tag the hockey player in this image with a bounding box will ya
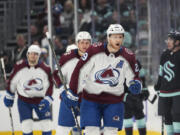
[53,31,92,135]
[4,45,53,135]
[61,24,142,135]
[123,60,149,135]
[154,31,180,135]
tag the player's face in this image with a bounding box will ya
[108,34,124,51]
[167,37,174,50]
[27,52,39,66]
[78,39,91,56]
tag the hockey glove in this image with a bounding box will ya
[4,91,15,107]
[128,80,142,95]
[140,89,150,100]
[39,96,53,113]
[60,89,79,109]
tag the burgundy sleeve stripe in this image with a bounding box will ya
[40,63,53,96]
[7,60,27,91]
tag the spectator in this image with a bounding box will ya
[123,31,133,48]
[54,36,66,58]
[30,24,42,44]
[59,0,74,36]
[12,34,28,64]
[95,0,113,36]
[78,9,92,32]
[40,47,49,65]
[41,25,49,48]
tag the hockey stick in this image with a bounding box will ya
[161,116,164,135]
[0,58,15,135]
[148,94,157,104]
[45,32,81,133]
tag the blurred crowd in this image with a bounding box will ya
[0,0,148,76]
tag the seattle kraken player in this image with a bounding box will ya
[154,31,180,135]
[4,45,53,135]
[123,60,149,135]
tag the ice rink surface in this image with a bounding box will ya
[0,85,164,134]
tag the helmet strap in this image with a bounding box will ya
[170,40,180,54]
[27,53,39,67]
[107,43,119,53]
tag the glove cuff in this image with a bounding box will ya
[44,96,53,105]
[67,90,79,101]
[59,84,69,95]
[130,80,142,89]
[6,91,15,100]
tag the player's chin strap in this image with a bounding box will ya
[170,41,180,54]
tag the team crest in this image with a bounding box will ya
[23,78,43,91]
[81,52,88,61]
[95,65,120,87]
[163,61,175,82]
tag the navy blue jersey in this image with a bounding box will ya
[155,49,180,97]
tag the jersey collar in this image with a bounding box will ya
[104,43,123,57]
[25,59,42,69]
[74,49,82,59]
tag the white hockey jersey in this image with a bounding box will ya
[70,42,141,104]
[53,49,81,93]
[7,59,53,104]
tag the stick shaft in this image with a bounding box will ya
[1,58,14,135]
[46,35,81,132]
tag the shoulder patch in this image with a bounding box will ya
[124,48,134,55]
[16,59,24,65]
[81,52,88,61]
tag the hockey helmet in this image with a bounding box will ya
[27,45,41,55]
[75,31,92,43]
[175,31,180,41]
[107,24,125,37]
[168,30,180,41]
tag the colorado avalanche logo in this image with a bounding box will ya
[23,78,43,91]
[95,65,120,87]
